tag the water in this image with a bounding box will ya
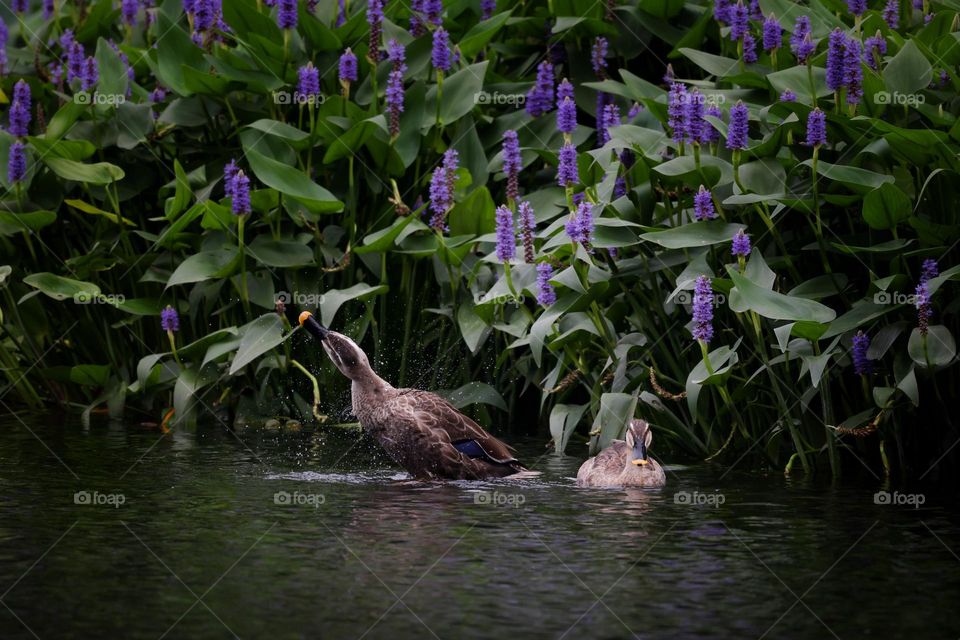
[1,416,958,639]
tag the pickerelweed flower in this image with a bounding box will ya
[9,80,30,137]
[66,41,86,84]
[432,28,451,72]
[410,0,426,36]
[847,0,866,17]
[224,159,239,198]
[791,17,814,64]
[12,0,27,12]
[194,0,215,35]
[882,0,899,28]
[915,282,931,336]
[518,200,536,262]
[668,83,687,143]
[864,32,887,71]
[367,0,384,62]
[566,200,594,245]
[525,61,555,117]
[81,56,99,91]
[628,102,643,119]
[429,167,452,229]
[0,19,8,74]
[502,130,521,201]
[231,170,251,215]
[742,33,758,63]
[693,185,716,220]
[702,105,722,143]
[42,0,54,20]
[852,331,872,375]
[557,142,578,187]
[729,0,749,41]
[920,258,939,284]
[684,89,704,143]
[7,141,26,183]
[714,0,732,24]
[424,0,443,25]
[806,108,826,146]
[161,306,180,332]
[386,40,407,136]
[780,88,797,102]
[298,62,320,101]
[748,0,762,19]
[591,37,608,78]
[763,13,782,51]
[49,63,64,85]
[495,205,516,262]
[277,0,298,30]
[613,177,627,199]
[692,275,714,344]
[726,101,749,150]
[731,229,751,257]
[557,97,577,134]
[481,0,495,20]
[557,78,574,102]
[339,48,358,83]
[599,102,620,145]
[442,149,459,187]
[536,263,557,306]
[122,0,139,26]
[844,36,864,105]
[826,28,846,92]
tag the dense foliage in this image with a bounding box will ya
[1,0,958,480]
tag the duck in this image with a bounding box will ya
[299,311,528,480]
[576,419,666,488]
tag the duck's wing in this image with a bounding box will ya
[396,389,519,464]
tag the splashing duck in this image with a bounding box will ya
[299,312,527,480]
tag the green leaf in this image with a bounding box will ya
[318,283,389,327]
[641,221,745,249]
[727,266,836,323]
[247,237,315,268]
[801,159,894,190]
[549,403,589,454]
[95,38,128,102]
[457,298,489,353]
[229,315,286,375]
[23,273,100,301]
[0,211,57,235]
[883,40,933,95]
[166,248,239,287]
[243,145,343,214]
[591,392,638,454]
[458,11,512,58]
[65,199,135,226]
[246,119,311,150]
[44,157,125,185]
[437,382,506,410]
[355,215,419,255]
[908,326,956,368]
[862,182,911,230]
[448,185,495,237]
[427,61,489,126]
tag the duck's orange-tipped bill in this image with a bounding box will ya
[632,459,650,466]
[298,311,313,326]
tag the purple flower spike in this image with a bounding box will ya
[693,185,716,221]
[7,141,26,183]
[920,258,939,284]
[702,105,722,143]
[915,282,931,336]
[557,78,574,102]
[42,0,54,19]
[432,27,451,72]
[864,33,887,71]
[518,200,536,263]
[298,62,320,99]
[742,33,758,63]
[122,0,139,26]
[278,0,298,30]
[805,108,826,146]
[231,170,251,215]
[852,331,872,375]
[8,80,31,137]
[386,70,405,136]
[729,0,749,41]
[424,0,443,25]
[81,56,99,91]
[844,36,864,105]
[558,97,577,134]
[525,61,555,116]
[692,275,714,344]
[161,306,180,332]
[536,263,557,306]
[847,0,866,17]
[668,83,687,143]
[339,48,358,83]
[763,13,782,51]
[566,200,594,245]
[714,0,732,24]
[731,229,751,257]
[481,0,495,20]
[883,0,899,29]
[367,0,384,62]
[495,205,516,262]
[826,29,846,91]
[791,16,814,63]
[224,159,239,198]
[628,102,643,119]
[726,101,749,150]
[557,143,579,187]
[780,88,797,102]
[599,102,620,145]
[684,89,704,143]
[591,37,608,78]
[502,130,521,201]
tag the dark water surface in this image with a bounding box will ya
[1,416,958,639]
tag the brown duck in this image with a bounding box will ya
[299,312,527,480]
[576,419,666,488]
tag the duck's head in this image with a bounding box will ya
[298,311,370,380]
[624,419,654,467]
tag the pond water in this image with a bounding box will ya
[1,416,958,639]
